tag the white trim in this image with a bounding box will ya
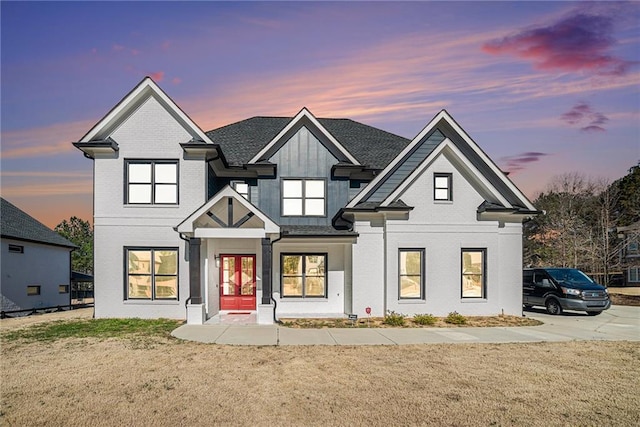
[80,77,213,144]
[382,138,512,208]
[248,107,360,165]
[176,185,280,234]
[347,110,448,207]
[195,229,267,238]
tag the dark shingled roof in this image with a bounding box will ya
[205,116,410,169]
[1,198,76,248]
[280,225,358,237]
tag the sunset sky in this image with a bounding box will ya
[1,1,639,228]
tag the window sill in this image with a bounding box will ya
[124,299,180,305]
[279,298,329,302]
[434,200,453,204]
[397,299,426,304]
[124,205,180,208]
[460,298,487,303]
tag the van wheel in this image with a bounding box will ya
[545,298,563,315]
[587,311,602,316]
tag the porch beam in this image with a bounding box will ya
[206,211,228,228]
[261,238,272,305]
[233,212,255,228]
[189,238,202,304]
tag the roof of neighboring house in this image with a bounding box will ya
[205,116,410,169]
[0,198,76,248]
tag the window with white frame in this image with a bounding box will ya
[281,253,327,297]
[126,248,178,300]
[434,173,452,201]
[233,182,250,200]
[126,160,178,204]
[282,179,325,216]
[462,249,486,298]
[629,267,639,283]
[399,249,424,299]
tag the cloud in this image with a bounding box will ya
[500,152,550,174]
[0,120,94,159]
[560,102,609,132]
[149,71,165,81]
[482,11,636,76]
[172,77,182,85]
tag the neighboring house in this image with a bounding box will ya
[1,198,76,313]
[617,221,640,286]
[73,77,538,324]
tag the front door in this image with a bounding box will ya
[220,255,256,310]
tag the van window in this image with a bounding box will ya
[523,271,533,285]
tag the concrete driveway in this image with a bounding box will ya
[172,305,639,345]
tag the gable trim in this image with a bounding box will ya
[381,138,512,208]
[176,186,280,234]
[248,108,360,165]
[79,77,213,145]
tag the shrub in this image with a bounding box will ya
[444,311,467,325]
[413,313,437,325]
[383,310,406,326]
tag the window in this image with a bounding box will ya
[281,253,326,297]
[27,285,40,296]
[461,249,486,298]
[8,244,24,253]
[59,285,69,294]
[629,267,639,283]
[282,179,325,216]
[126,248,178,300]
[399,249,424,299]
[126,160,178,204]
[434,173,452,201]
[233,182,250,200]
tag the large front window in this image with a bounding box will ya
[399,249,424,299]
[282,179,325,216]
[281,253,326,297]
[127,248,178,300]
[126,160,178,204]
[461,249,486,298]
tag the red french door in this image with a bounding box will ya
[220,255,256,310]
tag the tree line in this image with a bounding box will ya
[524,163,639,283]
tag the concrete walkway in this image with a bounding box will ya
[171,305,639,345]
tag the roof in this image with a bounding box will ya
[1,198,76,248]
[205,116,410,169]
[280,225,358,237]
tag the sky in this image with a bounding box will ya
[1,1,639,228]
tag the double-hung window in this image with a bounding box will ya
[434,173,452,201]
[233,182,250,200]
[126,248,178,300]
[282,179,325,216]
[461,249,486,298]
[126,160,178,204]
[399,249,424,299]
[281,254,327,297]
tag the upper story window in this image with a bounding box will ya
[434,173,452,201]
[126,160,178,205]
[282,179,325,216]
[233,182,250,200]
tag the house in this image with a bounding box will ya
[1,198,76,314]
[73,77,538,324]
[616,221,640,286]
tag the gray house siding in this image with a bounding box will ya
[1,238,72,312]
[254,126,350,225]
[365,129,445,203]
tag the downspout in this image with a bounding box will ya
[175,229,192,307]
[382,213,388,316]
[270,233,284,324]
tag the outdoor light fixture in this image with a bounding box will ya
[214,255,220,268]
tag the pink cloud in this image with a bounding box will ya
[1,120,94,159]
[172,77,182,85]
[149,71,165,82]
[500,152,550,174]
[161,40,171,50]
[112,44,125,52]
[560,102,609,132]
[483,12,636,76]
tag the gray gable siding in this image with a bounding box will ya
[254,126,349,226]
[365,129,445,203]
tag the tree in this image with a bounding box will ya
[55,217,93,274]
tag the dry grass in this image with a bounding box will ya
[281,314,542,328]
[1,331,638,426]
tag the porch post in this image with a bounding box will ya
[188,237,202,304]
[261,237,272,304]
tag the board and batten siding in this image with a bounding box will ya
[254,126,350,225]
